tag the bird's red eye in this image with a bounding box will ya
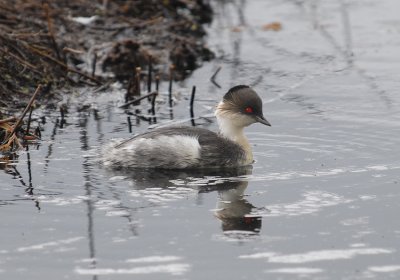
[245,107,253,113]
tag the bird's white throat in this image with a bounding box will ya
[215,102,254,164]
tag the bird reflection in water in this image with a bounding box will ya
[106,165,263,236]
[214,180,262,234]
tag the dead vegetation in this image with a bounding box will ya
[0,0,214,109]
[0,85,42,153]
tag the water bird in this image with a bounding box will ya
[102,85,271,169]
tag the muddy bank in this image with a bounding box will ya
[0,0,214,109]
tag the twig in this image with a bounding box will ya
[35,127,41,138]
[119,92,157,108]
[135,66,141,96]
[126,68,135,102]
[91,52,97,78]
[147,56,152,93]
[43,3,63,63]
[0,48,40,74]
[168,64,174,107]
[127,116,132,133]
[7,84,42,141]
[0,116,17,124]
[190,86,196,126]
[93,81,111,93]
[26,44,100,84]
[190,85,196,117]
[62,47,84,54]
[151,92,157,116]
[25,107,34,135]
[210,66,222,88]
[155,75,160,92]
[59,106,66,128]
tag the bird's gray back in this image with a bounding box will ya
[119,126,246,168]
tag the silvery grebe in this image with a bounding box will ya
[102,85,271,169]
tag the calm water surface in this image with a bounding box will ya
[2,0,400,279]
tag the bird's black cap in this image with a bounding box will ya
[223,85,271,126]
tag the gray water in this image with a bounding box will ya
[1,0,400,279]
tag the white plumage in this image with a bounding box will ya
[102,135,201,169]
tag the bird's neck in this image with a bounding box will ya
[216,115,253,164]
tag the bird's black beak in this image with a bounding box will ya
[256,115,271,126]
